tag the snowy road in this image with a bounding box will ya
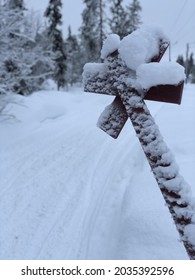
[0,86,194,259]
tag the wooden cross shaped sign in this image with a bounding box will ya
[83,27,184,139]
[83,26,195,260]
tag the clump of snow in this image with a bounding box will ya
[41,79,57,91]
[136,62,186,89]
[154,164,179,180]
[83,63,107,77]
[118,25,169,70]
[101,34,120,59]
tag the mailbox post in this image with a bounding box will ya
[83,26,195,260]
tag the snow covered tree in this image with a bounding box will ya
[80,0,106,62]
[44,0,67,90]
[177,53,195,83]
[6,0,24,9]
[109,0,142,38]
[65,26,82,85]
[125,0,142,34]
[176,55,185,67]
[191,66,195,83]
[189,53,195,83]
[109,0,127,38]
[188,53,194,76]
[99,0,106,51]
[0,3,28,94]
[0,3,53,95]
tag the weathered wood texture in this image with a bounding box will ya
[83,40,195,259]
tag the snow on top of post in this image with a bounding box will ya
[82,62,107,81]
[83,63,107,75]
[136,62,186,89]
[101,34,120,59]
[118,25,169,70]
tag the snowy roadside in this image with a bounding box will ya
[0,84,194,259]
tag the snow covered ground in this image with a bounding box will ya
[0,84,195,260]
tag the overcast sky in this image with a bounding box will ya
[26,0,195,59]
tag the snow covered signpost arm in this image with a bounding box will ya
[83,26,195,260]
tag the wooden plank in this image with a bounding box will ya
[97,96,128,138]
[144,82,184,104]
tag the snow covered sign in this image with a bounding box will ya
[83,26,185,139]
[138,62,184,104]
[83,26,195,260]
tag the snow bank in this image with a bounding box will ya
[136,62,186,89]
[101,34,120,59]
[41,79,57,91]
[118,25,169,70]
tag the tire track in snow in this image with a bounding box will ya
[33,135,114,258]
[1,112,101,258]
[0,93,168,259]
[76,103,166,259]
[76,133,142,259]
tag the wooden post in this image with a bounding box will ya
[109,54,195,259]
[83,34,195,260]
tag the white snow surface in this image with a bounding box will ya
[101,34,120,59]
[136,62,186,89]
[0,84,195,260]
[118,25,169,71]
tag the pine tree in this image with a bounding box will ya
[191,66,195,83]
[188,53,194,75]
[176,55,185,66]
[109,0,142,38]
[125,0,142,34]
[109,0,127,38]
[44,0,66,90]
[80,0,106,62]
[177,53,195,83]
[65,26,81,85]
[99,0,105,51]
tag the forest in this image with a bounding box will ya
[1,0,194,96]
